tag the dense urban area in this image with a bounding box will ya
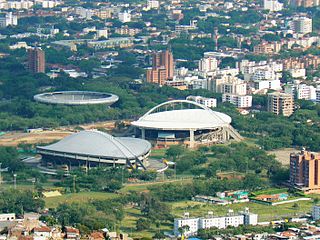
[0,0,320,239]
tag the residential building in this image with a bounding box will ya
[316,86,320,104]
[147,0,159,9]
[173,213,199,236]
[118,11,131,23]
[198,57,218,73]
[290,150,320,194]
[0,12,17,28]
[186,96,217,108]
[267,92,294,116]
[290,0,319,7]
[283,55,320,70]
[253,41,281,54]
[284,83,316,100]
[222,94,252,108]
[263,0,283,11]
[290,17,313,34]
[174,209,258,237]
[0,213,15,222]
[96,29,108,39]
[253,79,281,91]
[28,47,45,73]
[147,50,174,84]
[146,67,167,85]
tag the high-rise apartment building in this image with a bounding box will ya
[289,17,313,34]
[316,86,320,104]
[28,47,45,73]
[267,92,294,117]
[290,150,320,194]
[147,50,174,85]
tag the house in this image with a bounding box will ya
[63,227,80,240]
[32,226,52,240]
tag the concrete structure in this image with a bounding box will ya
[253,41,281,55]
[0,213,15,222]
[290,150,320,194]
[186,95,217,108]
[174,209,258,237]
[253,79,281,91]
[198,57,218,73]
[0,12,17,28]
[131,100,242,148]
[147,0,159,9]
[118,11,131,23]
[284,84,316,100]
[147,50,174,84]
[28,47,45,73]
[222,94,252,108]
[312,205,320,220]
[290,17,313,34]
[96,29,108,39]
[316,86,320,104]
[34,91,119,106]
[267,92,294,116]
[263,0,283,11]
[37,130,152,170]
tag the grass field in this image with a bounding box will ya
[171,199,313,222]
[44,191,118,208]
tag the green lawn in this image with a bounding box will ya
[252,188,290,196]
[171,199,313,222]
[45,191,117,208]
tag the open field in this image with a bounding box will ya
[0,131,73,146]
[171,199,313,222]
[45,191,117,208]
[268,148,297,166]
[0,120,120,147]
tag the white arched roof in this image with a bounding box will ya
[37,130,151,160]
[131,100,232,131]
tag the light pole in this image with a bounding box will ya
[13,174,17,189]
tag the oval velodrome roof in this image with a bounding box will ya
[131,100,232,130]
[37,130,151,160]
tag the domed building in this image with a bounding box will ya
[131,100,242,148]
[37,130,151,170]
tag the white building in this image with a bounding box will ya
[315,86,320,104]
[75,7,94,19]
[0,12,17,28]
[289,68,306,78]
[253,79,281,91]
[173,213,199,236]
[147,0,159,9]
[96,29,108,39]
[186,95,217,108]
[0,213,15,222]
[284,83,316,100]
[174,209,258,237]
[222,94,252,108]
[118,11,131,23]
[263,0,283,11]
[198,57,218,73]
[290,17,313,34]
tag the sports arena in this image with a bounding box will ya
[34,91,119,106]
[37,130,151,170]
[131,100,242,148]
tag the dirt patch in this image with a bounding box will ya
[268,148,297,166]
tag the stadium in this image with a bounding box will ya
[37,130,152,170]
[33,91,119,106]
[131,100,243,148]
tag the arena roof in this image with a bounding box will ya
[37,130,151,160]
[131,100,232,131]
[34,91,119,105]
